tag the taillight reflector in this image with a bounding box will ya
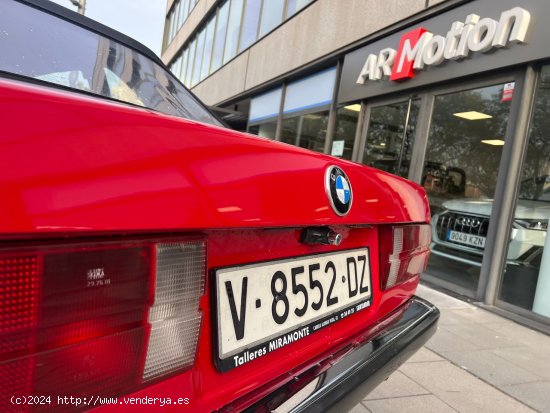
[379,224,431,290]
[0,238,205,412]
[143,242,205,381]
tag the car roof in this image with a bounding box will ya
[18,0,165,68]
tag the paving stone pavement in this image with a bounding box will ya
[349,284,550,413]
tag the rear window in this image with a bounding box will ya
[0,0,221,126]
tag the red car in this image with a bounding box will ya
[0,1,438,412]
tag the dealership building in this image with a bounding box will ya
[161,0,550,332]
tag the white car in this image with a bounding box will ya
[431,197,549,266]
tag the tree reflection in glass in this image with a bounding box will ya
[422,84,512,215]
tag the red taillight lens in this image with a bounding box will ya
[379,224,431,290]
[0,239,205,412]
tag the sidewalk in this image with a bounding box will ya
[350,284,550,413]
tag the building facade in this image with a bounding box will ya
[162,0,550,332]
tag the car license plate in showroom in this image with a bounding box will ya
[214,248,372,371]
[447,230,486,248]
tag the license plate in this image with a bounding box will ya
[447,230,486,248]
[214,248,372,372]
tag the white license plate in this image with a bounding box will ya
[447,230,486,248]
[214,248,372,371]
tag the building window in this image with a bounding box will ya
[224,0,245,64]
[248,87,282,139]
[363,99,420,177]
[166,0,197,45]
[333,104,360,160]
[285,0,314,18]
[283,68,335,115]
[201,17,216,82]
[239,0,262,52]
[211,1,230,73]
[247,68,335,151]
[249,87,281,120]
[281,111,329,152]
[191,28,206,86]
[181,47,189,86]
[168,0,317,87]
[185,37,197,87]
[258,0,285,38]
[423,83,512,294]
[177,0,189,30]
[248,122,277,139]
[499,67,550,318]
[278,68,336,153]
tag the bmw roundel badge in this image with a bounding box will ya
[325,165,353,216]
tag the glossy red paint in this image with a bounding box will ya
[0,79,429,237]
[0,78,430,412]
[90,227,419,412]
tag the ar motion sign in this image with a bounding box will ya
[357,7,531,84]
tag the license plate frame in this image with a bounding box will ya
[212,247,373,372]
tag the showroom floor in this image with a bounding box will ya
[350,284,550,413]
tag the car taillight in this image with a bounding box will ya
[143,242,204,381]
[0,239,205,412]
[379,225,431,290]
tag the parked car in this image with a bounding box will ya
[0,1,438,412]
[431,176,550,268]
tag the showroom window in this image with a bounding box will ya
[281,112,329,152]
[423,83,513,294]
[247,67,336,151]
[332,104,360,160]
[362,99,420,177]
[499,66,550,318]
[279,68,336,153]
[248,87,282,139]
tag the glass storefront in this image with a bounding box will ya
[332,104,361,160]
[362,99,420,178]
[230,0,550,329]
[196,0,550,329]
[240,61,550,328]
[248,87,282,139]
[280,111,329,151]
[247,67,336,152]
[248,121,277,139]
[424,83,513,293]
[499,65,550,320]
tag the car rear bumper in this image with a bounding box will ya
[238,296,439,413]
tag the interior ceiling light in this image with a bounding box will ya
[453,111,493,120]
[344,104,361,112]
[481,139,505,146]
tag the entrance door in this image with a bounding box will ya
[422,81,515,296]
[359,97,420,178]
